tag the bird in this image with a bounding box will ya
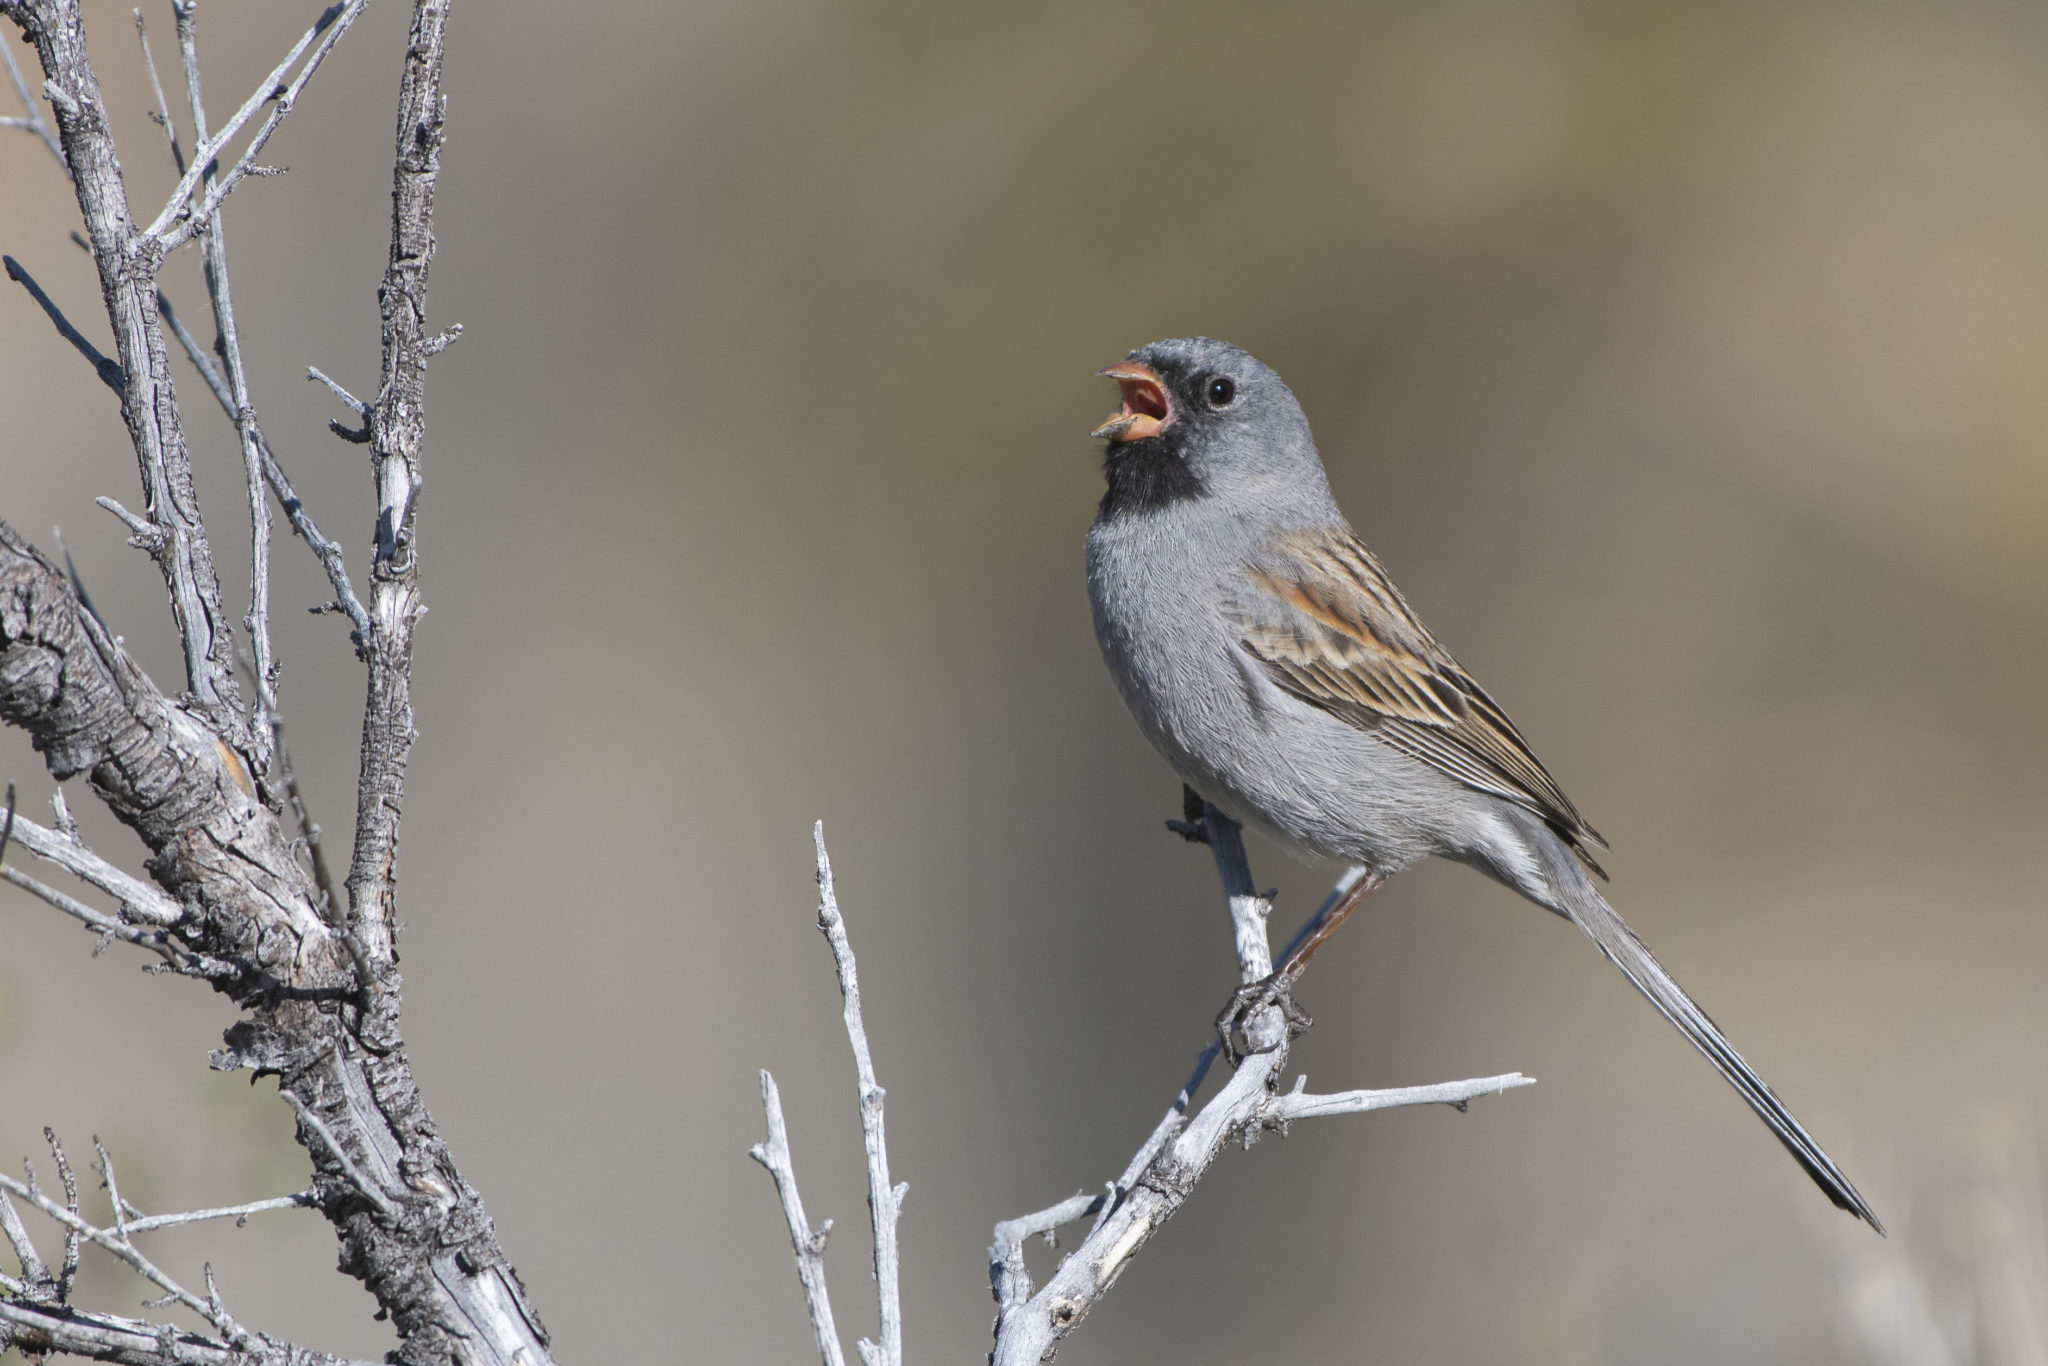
[1083,335,1881,1231]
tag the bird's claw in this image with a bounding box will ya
[1167,784,1211,843]
[1214,973,1312,1065]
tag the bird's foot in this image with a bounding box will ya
[1166,784,1210,843]
[1214,973,1312,1065]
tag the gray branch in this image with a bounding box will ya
[139,0,372,250]
[0,1164,250,1344]
[0,803,182,923]
[0,862,236,977]
[2,253,124,392]
[173,0,276,762]
[156,291,371,643]
[0,1,554,1361]
[0,1297,380,1366]
[5,0,252,752]
[751,825,905,1366]
[1,32,61,165]
[118,1191,315,1235]
[752,811,1530,1365]
[280,1092,399,1222]
[981,807,1532,1365]
[749,1070,848,1366]
[813,824,905,1366]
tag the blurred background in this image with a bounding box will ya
[5,0,2048,1361]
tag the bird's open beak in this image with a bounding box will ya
[1092,361,1171,442]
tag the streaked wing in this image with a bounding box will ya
[1225,527,1608,872]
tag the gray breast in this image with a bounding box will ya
[1086,508,1470,873]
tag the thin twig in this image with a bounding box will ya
[0,1164,247,1344]
[984,808,1532,1365]
[1,805,183,924]
[0,1298,234,1366]
[307,365,373,443]
[344,0,458,988]
[134,8,187,175]
[2,255,124,392]
[94,495,165,551]
[158,292,371,642]
[0,863,233,976]
[1264,1072,1534,1123]
[270,715,337,917]
[174,0,275,751]
[305,365,368,416]
[150,0,375,252]
[1,34,63,166]
[813,823,905,1366]
[48,1131,80,1304]
[94,1137,128,1242]
[119,1192,315,1236]
[749,1070,848,1366]
[279,1093,399,1221]
[0,1186,46,1285]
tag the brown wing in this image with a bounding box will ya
[1225,527,1609,874]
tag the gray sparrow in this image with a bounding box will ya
[1084,335,1880,1231]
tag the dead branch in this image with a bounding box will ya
[749,810,1531,1366]
[0,1,552,1361]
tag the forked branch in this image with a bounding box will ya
[750,824,905,1366]
[747,809,1531,1366]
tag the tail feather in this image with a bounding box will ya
[1513,816,1884,1233]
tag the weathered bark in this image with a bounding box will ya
[0,0,553,1359]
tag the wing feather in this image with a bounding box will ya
[1228,528,1608,873]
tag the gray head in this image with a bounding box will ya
[1091,337,1333,525]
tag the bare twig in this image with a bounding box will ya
[0,1298,294,1366]
[158,292,371,643]
[0,1173,354,1366]
[134,8,186,175]
[1264,1072,1533,1122]
[279,1093,398,1222]
[47,1131,80,1304]
[140,0,372,249]
[1,1156,250,1346]
[2,2,555,1358]
[269,715,338,917]
[307,366,373,444]
[813,823,905,1366]
[8,0,252,745]
[1,805,182,924]
[749,1070,848,1366]
[983,807,1532,1365]
[1,33,61,166]
[120,1192,314,1236]
[343,0,456,980]
[174,0,274,754]
[0,862,232,976]
[94,495,163,550]
[2,254,124,392]
[94,1137,128,1242]
[0,1187,46,1287]
[306,365,368,416]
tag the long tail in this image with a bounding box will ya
[1508,811,1884,1232]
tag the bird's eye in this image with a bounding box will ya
[1206,376,1237,408]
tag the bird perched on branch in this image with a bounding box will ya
[1084,335,1881,1231]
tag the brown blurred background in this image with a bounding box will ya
[5,1,2048,1361]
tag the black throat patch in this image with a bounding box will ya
[1098,431,1207,522]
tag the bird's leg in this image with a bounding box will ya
[1164,783,1210,843]
[1215,867,1389,1064]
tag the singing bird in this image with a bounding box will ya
[1084,335,1880,1231]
